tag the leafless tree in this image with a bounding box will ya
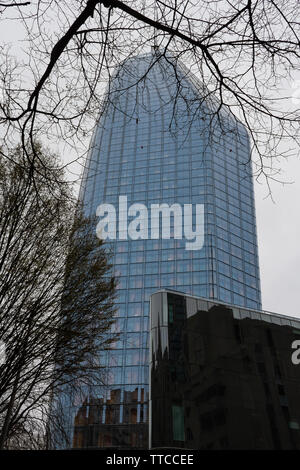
[0,143,117,449]
[0,0,299,190]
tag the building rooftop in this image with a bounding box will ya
[151,289,300,327]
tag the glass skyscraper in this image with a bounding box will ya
[72,51,261,448]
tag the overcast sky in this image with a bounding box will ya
[255,155,300,318]
[1,10,299,319]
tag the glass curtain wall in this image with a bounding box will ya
[70,51,261,448]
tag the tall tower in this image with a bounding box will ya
[74,52,261,448]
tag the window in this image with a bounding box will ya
[172,406,185,441]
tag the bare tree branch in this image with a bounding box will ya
[0,0,299,187]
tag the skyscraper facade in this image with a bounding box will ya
[74,51,261,448]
